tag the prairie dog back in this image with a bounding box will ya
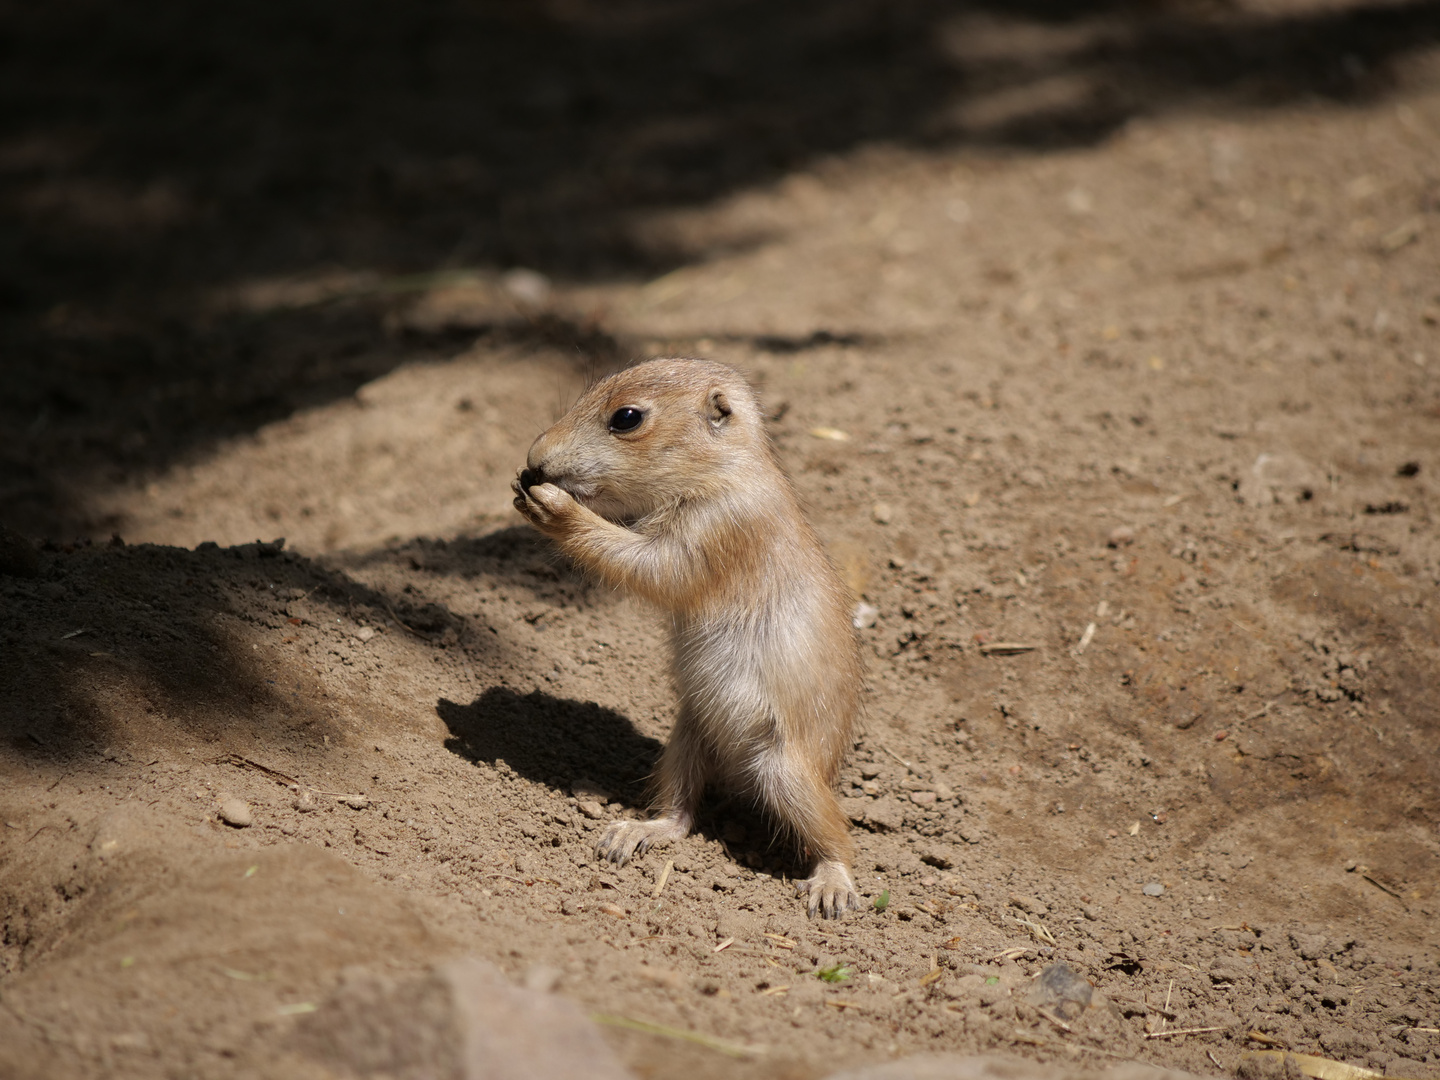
[513,357,863,917]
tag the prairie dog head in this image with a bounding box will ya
[521,358,772,522]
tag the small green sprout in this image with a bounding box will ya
[873,889,890,913]
[816,963,852,983]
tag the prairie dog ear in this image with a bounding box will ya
[707,389,733,425]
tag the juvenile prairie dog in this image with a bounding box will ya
[512,357,863,917]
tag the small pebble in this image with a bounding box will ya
[570,779,611,803]
[1082,904,1101,921]
[353,626,376,642]
[1142,882,1165,897]
[933,781,955,801]
[341,795,370,810]
[219,799,253,828]
[859,764,883,779]
[577,800,605,820]
[909,791,937,806]
[292,789,319,813]
[1107,525,1136,548]
[871,502,893,525]
[502,267,551,305]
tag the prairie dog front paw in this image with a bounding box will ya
[512,479,576,533]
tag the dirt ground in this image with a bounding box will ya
[2,1,1438,1078]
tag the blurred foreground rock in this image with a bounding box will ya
[824,1054,1213,1080]
[289,957,633,1080]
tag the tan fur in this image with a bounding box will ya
[511,357,863,917]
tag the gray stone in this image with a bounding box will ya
[1027,962,1093,1020]
[822,1053,1210,1080]
[290,957,632,1080]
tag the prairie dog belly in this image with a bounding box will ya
[672,587,840,771]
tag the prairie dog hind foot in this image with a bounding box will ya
[796,860,861,920]
[595,814,690,865]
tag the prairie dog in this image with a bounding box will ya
[512,357,863,917]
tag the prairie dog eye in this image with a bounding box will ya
[608,406,645,433]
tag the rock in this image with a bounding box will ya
[1142,882,1164,897]
[288,957,631,1080]
[353,626,376,642]
[292,789,319,813]
[341,795,370,810]
[219,799,253,828]
[577,800,605,820]
[933,781,955,801]
[1027,962,1094,1020]
[871,502,893,524]
[909,790,937,807]
[1106,525,1136,548]
[501,268,552,306]
[821,1052,1210,1080]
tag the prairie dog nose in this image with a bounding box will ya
[518,466,546,493]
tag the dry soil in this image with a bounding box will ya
[1,2,1438,1078]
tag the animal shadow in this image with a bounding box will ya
[436,687,661,807]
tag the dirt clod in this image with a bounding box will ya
[218,798,254,828]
